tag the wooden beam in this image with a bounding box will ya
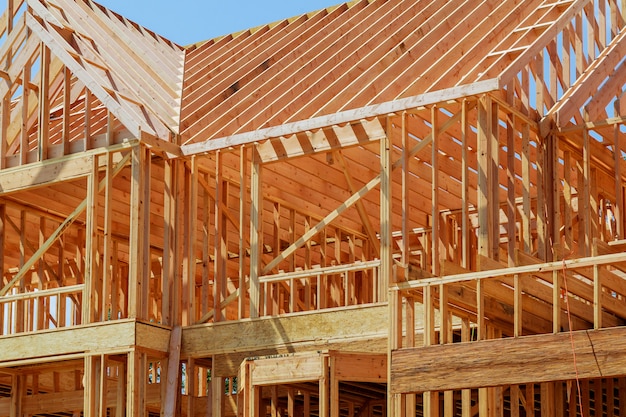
[394,250,626,290]
[181,79,498,155]
[182,303,389,357]
[391,326,626,393]
[0,141,135,196]
[251,353,324,386]
[0,320,169,365]
[256,118,386,163]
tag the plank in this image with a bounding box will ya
[182,303,389,357]
[391,326,626,394]
[251,353,323,385]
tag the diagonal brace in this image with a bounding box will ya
[0,151,131,296]
[261,105,471,276]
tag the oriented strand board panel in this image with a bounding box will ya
[182,303,388,357]
[135,321,172,354]
[213,337,388,377]
[391,327,626,394]
[0,320,170,364]
[0,320,136,363]
[251,353,324,385]
[333,352,387,382]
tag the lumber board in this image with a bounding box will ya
[332,352,386,382]
[250,353,324,386]
[181,79,498,155]
[213,336,388,378]
[0,320,169,364]
[391,326,626,394]
[182,304,389,357]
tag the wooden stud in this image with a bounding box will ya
[239,146,248,319]
[431,106,440,276]
[38,43,50,161]
[128,145,147,319]
[477,95,491,259]
[250,147,262,318]
[127,350,147,417]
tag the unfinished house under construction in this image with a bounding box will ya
[2,0,626,415]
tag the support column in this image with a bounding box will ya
[215,152,227,322]
[382,119,400,417]
[83,158,99,324]
[212,376,224,417]
[461,100,470,269]
[319,355,330,417]
[239,146,249,319]
[614,100,623,238]
[83,355,103,417]
[431,106,440,276]
[477,95,492,261]
[128,145,150,320]
[127,350,147,417]
[38,43,50,161]
[582,125,592,257]
[102,153,115,322]
[9,375,23,417]
[250,147,263,318]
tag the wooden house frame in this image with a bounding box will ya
[1,0,626,415]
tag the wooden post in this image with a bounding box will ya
[506,108,516,266]
[614,100,623,238]
[563,150,573,252]
[9,375,23,417]
[128,145,148,319]
[83,158,99,323]
[489,99,499,261]
[522,123,531,254]
[250,147,262,318]
[186,156,198,323]
[188,358,197,417]
[38,43,50,161]
[319,354,330,417]
[20,64,29,166]
[330,356,339,417]
[162,326,182,417]
[461,100,471,268]
[116,360,127,417]
[382,118,399,416]
[127,350,147,417]
[431,106,440,276]
[288,388,295,417]
[212,376,224,417]
[514,274,522,337]
[239,146,248,319]
[102,153,114,321]
[582,125,592,257]
[271,385,278,417]
[477,95,491,260]
[83,355,100,417]
[380,119,391,302]
[62,67,71,156]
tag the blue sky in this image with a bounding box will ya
[97,1,342,45]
